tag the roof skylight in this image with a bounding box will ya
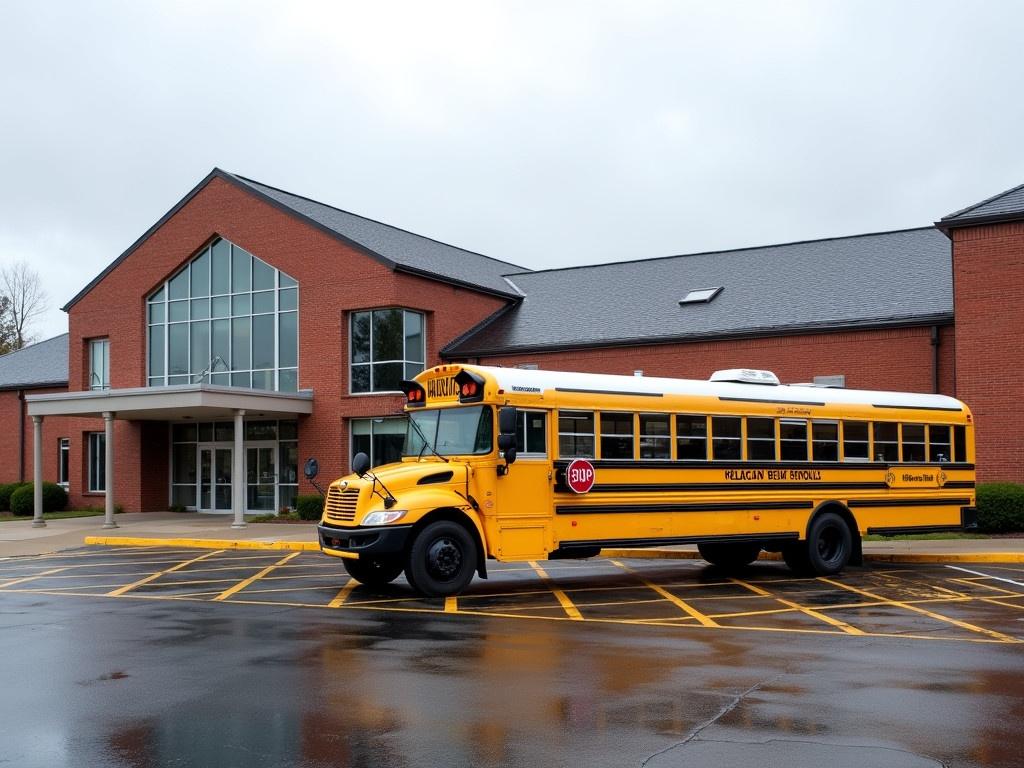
[679,287,722,304]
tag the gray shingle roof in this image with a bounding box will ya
[0,334,69,389]
[443,228,953,356]
[225,172,525,297]
[940,182,1024,227]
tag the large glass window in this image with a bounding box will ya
[147,238,298,391]
[352,417,407,469]
[405,406,493,457]
[89,339,109,390]
[88,433,105,492]
[350,309,425,393]
[558,410,595,458]
[600,412,635,459]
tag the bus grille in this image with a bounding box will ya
[324,487,360,523]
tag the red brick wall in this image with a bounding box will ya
[951,221,1024,482]
[475,324,956,396]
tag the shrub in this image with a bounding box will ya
[0,482,28,512]
[295,494,324,521]
[9,482,69,516]
[976,483,1024,533]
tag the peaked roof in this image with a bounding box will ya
[0,334,69,390]
[64,169,526,310]
[443,227,953,357]
[939,181,1024,229]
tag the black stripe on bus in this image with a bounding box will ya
[559,532,800,550]
[554,500,815,515]
[943,481,975,489]
[577,482,890,493]
[870,403,963,412]
[555,387,664,398]
[866,525,966,536]
[847,497,971,509]
[718,396,826,406]
[552,460,976,472]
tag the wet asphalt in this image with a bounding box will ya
[1,548,1023,768]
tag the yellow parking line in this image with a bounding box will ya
[213,551,301,602]
[445,596,458,613]
[107,550,225,596]
[529,562,583,620]
[818,577,1021,644]
[327,579,359,608]
[611,560,718,627]
[730,577,866,635]
[0,567,68,589]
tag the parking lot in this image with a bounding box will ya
[2,548,1024,767]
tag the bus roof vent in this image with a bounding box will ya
[709,369,780,386]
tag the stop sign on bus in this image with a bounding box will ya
[566,459,595,494]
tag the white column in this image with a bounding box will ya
[102,412,117,529]
[231,409,246,528]
[31,416,45,528]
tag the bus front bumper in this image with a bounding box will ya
[318,523,413,559]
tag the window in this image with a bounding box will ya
[600,412,635,459]
[929,425,951,463]
[515,411,547,456]
[58,438,70,488]
[812,421,839,462]
[843,421,870,461]
[874,422,899,462]
[558,410,595,458]
[147,238,299,391]
[679,287,722,304]
[639,414,670,459]
[953,425,967,463]
[711,416,741,460]
[351,417,407,469]
[89,339,109,390]
[676,415,708,460]
[88,433,105,492]
[746,418,777,461]
[350,309,425,393]
[780,419,808,461]
[902,424,926,463]
[406,406,493,457]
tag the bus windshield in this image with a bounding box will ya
[405,406,493,457]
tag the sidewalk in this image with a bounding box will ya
[2,511,1024,562]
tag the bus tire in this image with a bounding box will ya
[405,520,478,597]
[782,542,812,575]
[697,542,761,569]
[343,555,405,587]
[805,511,853,575]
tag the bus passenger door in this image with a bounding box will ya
[491,410,554,561]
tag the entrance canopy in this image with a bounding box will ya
[25,384,314,530]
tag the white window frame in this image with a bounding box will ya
[88,432,105,493]
[90,338,110,390]
[58,437,70,489]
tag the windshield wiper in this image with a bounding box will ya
[405,413,449,463]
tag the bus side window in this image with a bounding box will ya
[558,411,595,458]
[711,416,741,460]
[953,425,967,463]
[843,421,870,461]
[780,419,808,461]
[516,411,547,456]
[600,412,635,459]
[812,421,839,462]
[676,415,708,460]
[928,425,951,462]
[639,414,671,459]
[902,424,926,462]
[746,417,777,460]
[874,422,899,462]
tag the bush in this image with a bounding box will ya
[9,482,69,517]
[295,494,324,521]
[0,482,28,512]
[976,483,1024,533]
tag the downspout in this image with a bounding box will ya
[18,389,25,482]
[930,325,940,394]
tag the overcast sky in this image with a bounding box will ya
[2,0,1023,341]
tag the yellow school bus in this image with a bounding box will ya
[314,365,976,596]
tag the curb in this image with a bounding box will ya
[83,536,319,552]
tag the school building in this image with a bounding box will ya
[1,169,1021,520]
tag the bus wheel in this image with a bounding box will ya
[343,556,404,587]
[805,512,852,575]
[697,542,761,569]
[405,520,478,597]
[782,542,812,575]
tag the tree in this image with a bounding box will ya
[0,261,47,351]
[0,296,17,355]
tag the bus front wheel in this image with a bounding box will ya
[697,542,762,569]
[405,520,478,597]
[343,555,404,587]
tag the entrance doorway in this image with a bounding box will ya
[246,443,278,512]
[199,446,233,512]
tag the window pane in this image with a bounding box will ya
[711,417,741,460]
[559,411,595,458]
[211,239,230,294]
[149,328,165,378]
[747,418,776,461]
[279,272,297,288]
[211,319,230,370]
[903,424,925,443]
[168,324,189,375]
[405,362,425,380]
[351,312,370,363]
[639,414,670,459]
[525,412,546,454]
[198,422,213,442]
[172,423,197,442]
[190,248,210,297]
[211,295,231,318]
[812,422,839,462]
[169,300,188,322]
[676,415,708,460]
[843,421,870,460]
[245,420,277,440]
[252,314,275,369]
[953,426,966,462]
[902,424,926,462]
[350,364,370,393]
[873,423,899,462]
[280,442,298,484]
[149,302,165,324]
[373,309,403,361]
[279,421,298,440]
[252,290,275,314]
[214,422,234,441]
[252,256,275,291]
[372,361,403,392]
[251,370,274,390]
[232,317,251,370]
[747,418,775,439]
[168,268,189,300]
[190,298,210,320]
[929,425,951,462]
[405,311,424,362]
[231,245,251,291]
[150,286,165,303]
[232,293,251,316]
[780,420,808,461]
[279,287,297,311]
[172,485,197,507]
[600,412,634,459]
[231,371,250,388]
[279,312,297,368]
[279,368,298,392]
[190,321,210,377]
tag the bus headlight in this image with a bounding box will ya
[362,510,407,526]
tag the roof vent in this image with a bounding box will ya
[679,287,722,304]
[709,369,780,386]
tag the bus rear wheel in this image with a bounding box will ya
[343,555,404,587]
[785,512,852,576]
[697,542,762,569]
[405,520,478,598]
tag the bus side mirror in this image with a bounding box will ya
[497,432,517,474]
[499,406,517,436]
[303,458,319,480]
[352,452,371,478]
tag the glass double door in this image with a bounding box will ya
[197,442,279,513]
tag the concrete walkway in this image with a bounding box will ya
[2,511,1023,562]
